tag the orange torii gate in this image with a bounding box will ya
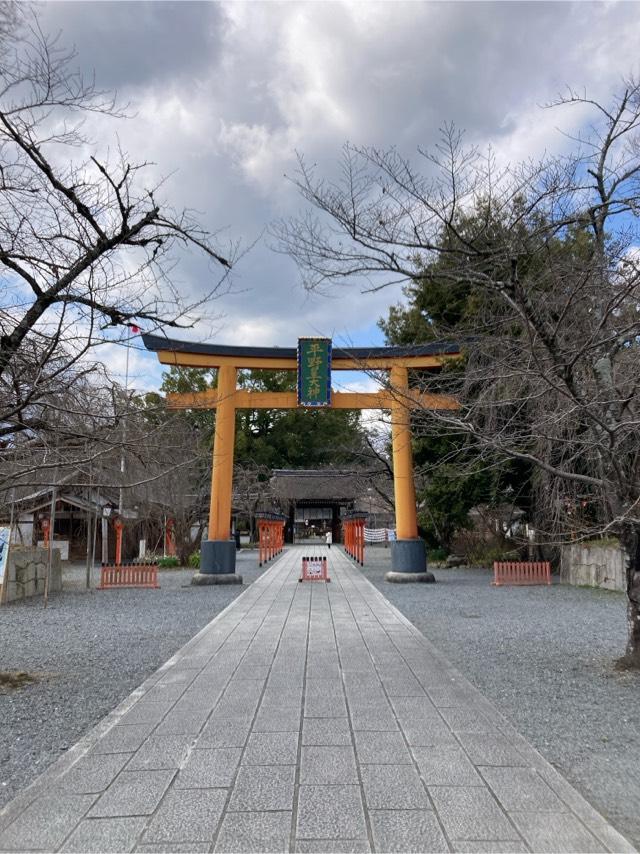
[343,513,366,566]
[142,334,460,585]
[257,513,286,567]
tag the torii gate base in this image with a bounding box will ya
[387,539,434,583]
[191,541,242,585]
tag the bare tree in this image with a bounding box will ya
[0,13,233,446]
[233,463,278,542]
[276,79,640,666]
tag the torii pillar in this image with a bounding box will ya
[386,365,432,582]
[194,364,241,585]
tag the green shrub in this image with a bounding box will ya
[158,556,180,568]
[428,547,449,563]
[465,542,520,567]
[188,551,201,569]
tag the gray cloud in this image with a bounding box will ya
[39,1,225,89]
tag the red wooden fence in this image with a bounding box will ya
[343,515,366,566]
[492,561,551,586]
[98,563,160,589]
[257,515,286,567]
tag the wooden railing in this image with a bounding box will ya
[257,514,286,567]
[98,563,160,589]
[493,561,551,586]
[343,514,367,566]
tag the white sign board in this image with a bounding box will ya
[0,526,10,587]
[306,558,324,578]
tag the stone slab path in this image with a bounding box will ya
[0,547,634,853]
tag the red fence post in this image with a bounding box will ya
[114,518,124,567]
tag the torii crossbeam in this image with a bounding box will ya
[142,334,460,584]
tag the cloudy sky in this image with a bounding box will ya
[37,0,640,389]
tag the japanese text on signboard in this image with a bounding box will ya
[297,338,332,407]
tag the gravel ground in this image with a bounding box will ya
[0,552,261,810]
[362,546,640,849]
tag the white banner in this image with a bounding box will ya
[364,528,396,543]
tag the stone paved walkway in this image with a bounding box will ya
[0,547,634,853]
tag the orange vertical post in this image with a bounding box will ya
[208,365,237,542]
[390,366,419,540]
[114,517,124,566]
[42,517,50,548]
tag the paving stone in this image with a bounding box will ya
[142,789,227,843]
[228,765,296,811]
[261,692,304,710]
[438,707,495,733]
[509,811,605,853]
[0,794,96,851]
[300,746,358,785]
[118,701,173,728]
[92,725,157,754]
[428,786,521,841]
[243,731,299,765]
[350,710,399,731]
[88,770,175,818]
[197,717,252,747]
[58,753,132,794]
[402,722,461,748]
[136,846,217,854]
[360,764,430,810]
[126,735,193,771]
[305,678,343,696]
[296,785,367,840]
[369,809,449,853]
[412,746,483,786]
[234,664,270,681]
[536,767,637,853]
[354,731,412,764]
[61,816,147,852]
[380,677,426,696]
[456,732,527,766]
[426,686,474,707]
[215,810,292,852]
[452,842,528,853]
[142,682,192,703]
[301,717,352,746]
[389,696,439,718]
[294,840,370,853]
[479,766,567,812]
[304,693,348,718]
[174,747,241,788]
[154,708,211,735]
[254,709,302,731]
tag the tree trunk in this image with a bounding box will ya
[619,528,640,666]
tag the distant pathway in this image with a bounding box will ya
[0,547,634,853]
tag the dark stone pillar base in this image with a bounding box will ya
[385,539,435,583]
[191,572,243,586]
[193,540,239,586]
[385,571,435,583]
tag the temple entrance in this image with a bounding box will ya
[271,469,361,544]
[142,334,459,584]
